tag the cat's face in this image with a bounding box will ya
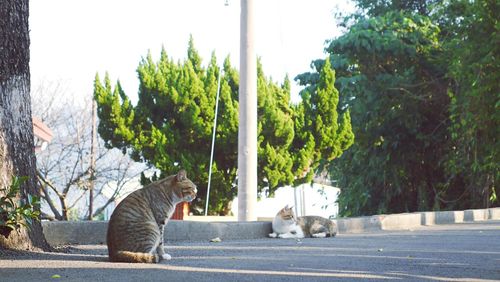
[278,205,295,221]
[172,170,197,202]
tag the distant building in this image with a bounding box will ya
[232,182,341,220]
[292,182,340,219]
[33,117,53,152]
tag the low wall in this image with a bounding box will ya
[42,220,272,246]
[333,207,500,234]
[42,207,500,245]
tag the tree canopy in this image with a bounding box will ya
[94,37,353,215]
[297,0,498,216]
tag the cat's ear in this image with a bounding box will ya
[284,204,289,209]
[288,206,294,210]
[176,170,187,182]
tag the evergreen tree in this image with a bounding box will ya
[95,39,353,214]
[293,58,354,184]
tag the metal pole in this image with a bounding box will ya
[205,66,222,216]
[238,0,257,221]
[88,99,97,220]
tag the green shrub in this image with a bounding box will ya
[0,176,40,238]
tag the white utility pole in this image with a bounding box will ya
[238,0,257,221]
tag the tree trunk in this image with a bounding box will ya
[0,0,50,251]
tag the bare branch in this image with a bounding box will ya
[37,178,63,220]
[33,80,147,220]
[68,190,87,211]
[37,170,64,198]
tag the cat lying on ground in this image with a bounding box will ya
[269,205,337,239]
[107,170,197,263]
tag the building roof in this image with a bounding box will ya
[33,117,53,142]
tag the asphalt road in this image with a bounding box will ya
[1,221,499,281]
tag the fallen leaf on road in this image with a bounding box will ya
[210,237,221,243]
[51,274,61,279]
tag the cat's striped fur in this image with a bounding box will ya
[107,170,197,263]
[269,205,337,239]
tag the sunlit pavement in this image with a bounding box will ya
[1,221,499,281]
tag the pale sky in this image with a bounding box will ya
[29,0,354,104]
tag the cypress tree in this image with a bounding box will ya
[94,39,353,214]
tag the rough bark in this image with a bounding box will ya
[0,0,50,251]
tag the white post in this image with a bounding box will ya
[238,0,257,221]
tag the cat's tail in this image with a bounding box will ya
[110,251,160,263]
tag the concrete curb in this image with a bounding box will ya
[42,220,272,246]
[42,207,500,245]
[333,207,500,234]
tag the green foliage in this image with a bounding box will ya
[298,9,450,217]
[95,38,353,214]
[298,0,498,217]
[444,0,499,208]
[257,63,296,190]
[354,0,439,16]
[0,176,41,238]
[293,58,354,184]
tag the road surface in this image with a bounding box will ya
[1,221,499,281]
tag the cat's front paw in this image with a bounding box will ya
[312,232,327,238]
[268,232,278,238]
[161,253,172,260]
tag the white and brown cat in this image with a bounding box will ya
[106,170,197,263]
[269,205,337,239]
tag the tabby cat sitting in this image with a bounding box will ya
[107,170,197,263]
[269,205,337,239]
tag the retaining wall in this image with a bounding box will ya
[42,207,500,245]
